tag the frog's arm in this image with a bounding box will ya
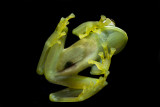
[72,15,115,39]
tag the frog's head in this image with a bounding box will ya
[98,26,128,55]
[72,16,128,55]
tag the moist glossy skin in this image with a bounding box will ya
[37,13,128,102]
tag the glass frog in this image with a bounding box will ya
[37,13,128,102]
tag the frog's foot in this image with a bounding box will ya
[49,77,107,102]
[78,24,98,39]
[46,13,75,47]
[49,88,83,102]
[77,76,107,100]
[88,44,116,77]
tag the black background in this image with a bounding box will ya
[2,0,159,106]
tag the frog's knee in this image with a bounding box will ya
[44,71,57,82]
[36,67,44,75]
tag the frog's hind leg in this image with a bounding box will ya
[49,75,107,102]
[49,88,83,102]
[36,13,75,75]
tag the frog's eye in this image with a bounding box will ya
[109,19,116,26]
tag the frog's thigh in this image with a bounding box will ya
[49,75,102,102]
[49,75,99,89]
[49,88,83,102]
[37,30,67,75]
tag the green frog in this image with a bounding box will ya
[37,13,128,102]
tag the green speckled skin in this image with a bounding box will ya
[37,13,128,102]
